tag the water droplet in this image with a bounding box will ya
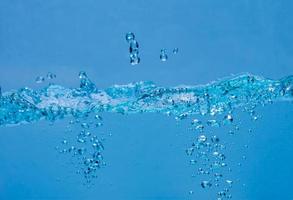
[173,48,179,54]
[79,71,87,79]
[201,180,212,188]
[129,40,139,53]
[47,72,56,79]
[125,32,135,42]
[35,76,45,83]
[130,54,140,65]
[160,49,168,61]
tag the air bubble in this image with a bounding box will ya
[197,135,207,143]
[201,180,212,188]
[211,135,220,143]
[224,114,233,123]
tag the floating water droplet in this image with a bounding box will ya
[47,72,56,79]
[35,76,45,83]
[130,54,140,65]
[79,71,87,79]
[160,49,168,61]
[201,180,212,188]
[129,40,139,52]
[125,32,135,42]
[173,48,179,54]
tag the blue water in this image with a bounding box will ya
[1,0,293,199]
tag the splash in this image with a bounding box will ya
[0,73,292,126]
[0,72,292,197]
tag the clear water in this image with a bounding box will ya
[1,0,293,199]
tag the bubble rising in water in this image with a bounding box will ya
[201,180,212,188]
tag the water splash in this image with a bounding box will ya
[1,73,292,126]
[0,72,292,195]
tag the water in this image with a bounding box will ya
[1,0,293,199]
[0,72,292,198]
[125,32,141,65]
[1,73,292,126]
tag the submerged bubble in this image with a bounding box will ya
[201,180,212,188]
[197,135,207,143]
[190,159,197,165]
[207,119,220,127]
[211,135,220,143]
[226,180,233,187]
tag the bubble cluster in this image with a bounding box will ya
[125,32,140,65]
[57,112,106,184]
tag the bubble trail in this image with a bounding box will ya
[0,73,292,126]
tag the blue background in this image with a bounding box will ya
[0,0,293,199]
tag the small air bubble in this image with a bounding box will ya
[201,180,212,188]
